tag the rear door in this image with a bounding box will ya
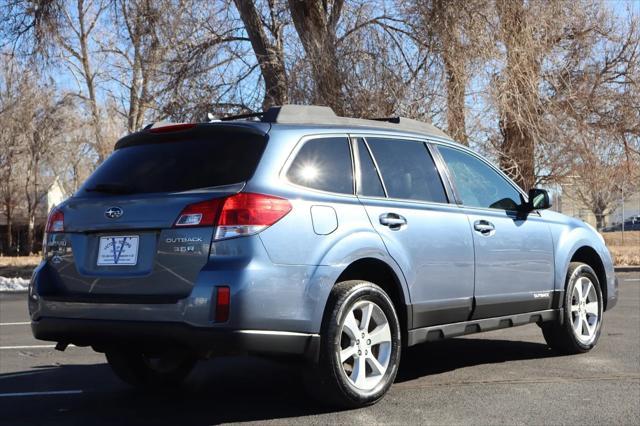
[42,126,266,302]
[354,136,475,328]
[436,145,555,319]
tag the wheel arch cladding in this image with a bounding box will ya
[569,246,607,309]
[332,258,410,341]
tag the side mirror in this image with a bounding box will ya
[525,188,552,211]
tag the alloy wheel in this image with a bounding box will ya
[570,277,600,345]
[338,300,392,391]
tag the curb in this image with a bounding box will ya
[615,266,640,273]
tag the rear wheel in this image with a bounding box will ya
[106,349,196,388]
[541,262,603,354]
[306,280,401,408]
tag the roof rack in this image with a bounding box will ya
[259,105,451,139]
[208,111,264,122]
[199,105,450,139]
[370,117,400,124]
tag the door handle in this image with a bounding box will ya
[379,213,407,229]
[474,220,495,235]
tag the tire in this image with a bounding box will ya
[306,280,402,408]
[105,349,196,388]
[541,262,604,354]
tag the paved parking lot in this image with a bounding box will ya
[1,272,639,425]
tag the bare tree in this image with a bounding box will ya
[2,0,112,162]
[0,54,74,254]
[492,0,547,191]
[408,0,492,145]
[0,55,24,254]
[112,0,176,132]
[288,0,345,114]
[22,91,54,253]
[568,133,639,229]
[234,0,288,109]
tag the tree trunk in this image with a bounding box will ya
[4,203,12,255]
[443,48,468,145]
[234,0,288,109]
[288,0,345,115]
[499,118,536,191]
[434,0,468,145]
[26,214,35,255]
[496,0,539,191]
[77,0,106,162]
[24,134,40,255]
[595,212,605,230]
[128,48,143,132]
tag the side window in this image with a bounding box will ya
[286,137,354,194]
[366,138,448,203]
[438,146,522,210]
[355,138,385,197]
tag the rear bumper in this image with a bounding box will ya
[32,317,320,362]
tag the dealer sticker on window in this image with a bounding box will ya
[97,236,139,266]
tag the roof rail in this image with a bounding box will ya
[259,105,451,140]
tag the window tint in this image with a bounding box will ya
[81,136,265,194]
[366,138,447,203]
[438,146,522,210]
[286,137,354,194]
[355,139,385,197]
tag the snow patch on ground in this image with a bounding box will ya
[0,276,29,292]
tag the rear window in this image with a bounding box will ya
[81,136,266,194]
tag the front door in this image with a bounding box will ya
[436,145,555,319]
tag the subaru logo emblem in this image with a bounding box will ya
[105,207,123,219]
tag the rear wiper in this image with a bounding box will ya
[85,183,134,194]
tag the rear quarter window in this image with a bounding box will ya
[286,137,354,194]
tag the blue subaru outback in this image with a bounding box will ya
[30,105,618,407]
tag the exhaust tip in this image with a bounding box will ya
[55,342,69,352]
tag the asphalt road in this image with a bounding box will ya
[1,273,639,426]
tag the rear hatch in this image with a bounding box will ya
[41,123,268,302]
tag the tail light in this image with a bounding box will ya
[174,199,223,227]
[173,192,292,241]
[46,208,64,233]
[43,208,64,259]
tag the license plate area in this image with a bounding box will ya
[97,236,139,266]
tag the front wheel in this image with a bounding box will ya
[306,280,401,408]
[541,262,603,354]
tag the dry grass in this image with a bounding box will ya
[603,231,640,266]
[602,230,640,246]
[0,255,41,279]
[0,255,42,268]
